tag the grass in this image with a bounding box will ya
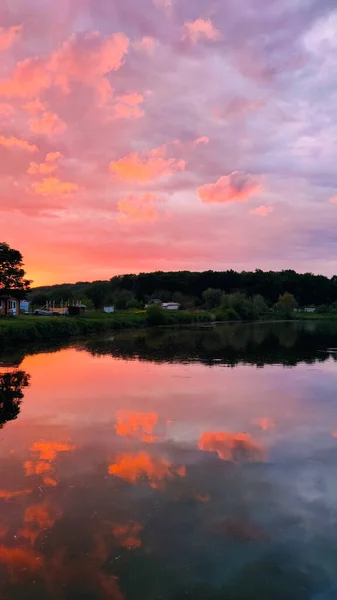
[0,310,214,348]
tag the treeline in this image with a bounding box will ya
[30,269,337,310]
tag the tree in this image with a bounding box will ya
[0,242,31,293]
[273,292,297,317]
[202,288,223,310]
[0,370,30,430]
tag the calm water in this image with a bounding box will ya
[1,322,337,599]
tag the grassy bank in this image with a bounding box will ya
[0,310,214,347]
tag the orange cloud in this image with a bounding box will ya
[31,177,78,196]
[250,205,274,217]
[118,193,163,222]
[0,25,22,52]
[183,19,221,44]
[110,145,186,182]
[0,56,51,98]
[108,452,186,488]
[29,112,67,136]
[254,417,275,431]
[28,152,63,175]
[25,441,75,487]
[116,410,158,441]
[133,36,156,54]
[198,432,265,462]
[31,441,75,460]
[112,522,143,549]
[0,135,38,152]
[198,171,262,204]
[0,489,31,500]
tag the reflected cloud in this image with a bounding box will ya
[0,489,31,500]
[116,410,158,442]
[199,432,265,463]
[112,522,143,549]
[108,452,186,488]
[24,441,75,487]
[254,417,276,432]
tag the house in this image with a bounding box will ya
[67,304,86,316]
[162,302,181,311]
[0,293,19,317]
[304,307,316,313]
[104,306,115,313]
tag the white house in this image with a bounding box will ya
[104,306,115,313]
[304,307,316,313]
[162,302,181,311]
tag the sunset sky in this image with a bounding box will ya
[0,0,336,285]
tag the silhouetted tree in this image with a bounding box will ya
[0,242,31,293]
[0,370,30,429]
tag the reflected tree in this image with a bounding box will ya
[0,370,30,429]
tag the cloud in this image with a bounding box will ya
[250,205,274,217]
[31,177,78,196]
[110,93,144,120]
[29,112,67,136]
[116,410,158,442]
[110,145,186,182]
[198,172,262,204]
[108,452,185,488]
[0,103,15,120]
[118,193,164,221]
[112,522,143,549]
[153,0,173,17]
[133,36,156,55]
[216,97,265,120]
[253,417,275,431]
[198,432,265,463]
[0,25,22,52]
[183,19,221,44]
[193,136,209,147]
[27,152,63,175]
[0,135,38,152]
[329,196,337,204]
[0,31,129,100]
[22,99,47,114]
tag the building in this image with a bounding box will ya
[104,306,115,313]
[67,304,86,316]
[162,302,181,311]
[0,293,19,317]
[20,300,30,314]
[304,307,316,313]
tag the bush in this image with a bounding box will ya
[146,305,168,326]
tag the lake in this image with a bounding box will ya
[1,321,337,599]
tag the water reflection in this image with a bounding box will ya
[0,370,30,430]
[0,323,337,598]
[85,321,337,367]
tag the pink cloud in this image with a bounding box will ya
[110,145,186,182]
[0,25,22,52]
[215,97,265,120]
[198,172,262,204]
[153,0,173,16]
[118,193,164,221]
[22,100,47,114]
[27,152,63,175]
[193,136,209,147]
[29,112,67,136]
[133,37,156,55]
[329,196,337,204]
[250,205,274,217]
[0,135,38,152]
[0,103,15,120]
[183,19,221,44]
[0,31,129,101]
[109,93,144,120]
[31,177,78,196]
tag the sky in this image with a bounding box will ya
[0,0,337,285]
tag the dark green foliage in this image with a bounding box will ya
[273,292,297,317]
[146,304,168,326]
[30,269,337,310]
[0,242,31,293]
[0,370,30,429]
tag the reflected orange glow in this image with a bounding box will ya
[195,493,211,503]
[108,452,186,488]
[0,525,8,538]
[0,489,31,500]
[0,546,42,571]
[24,502,57,529]
[112,522,143,549]
[25,441,75,487]
[116,410,158,442]
[254,417,275,431]
[198,432,265,462]
[17,527,40,544]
